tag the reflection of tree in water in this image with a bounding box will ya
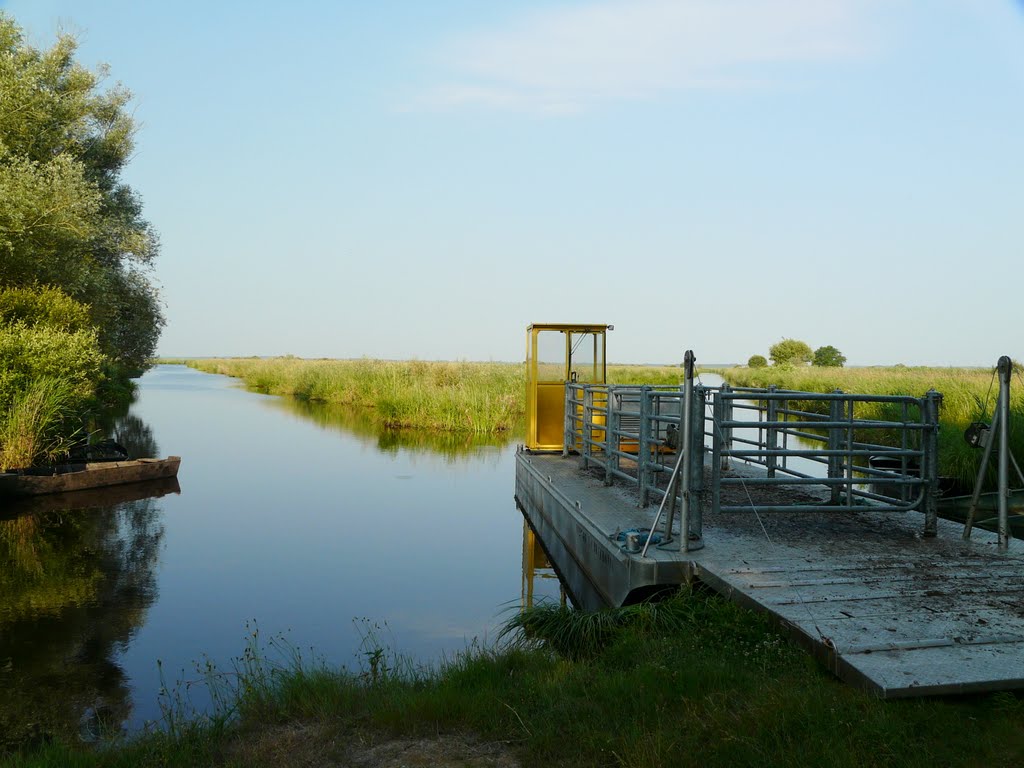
[92,399,160,459]
[272,397,520,462]
[0,491,164,751]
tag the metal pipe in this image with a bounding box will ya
[680,350,696,552]
[998,356,1011,551]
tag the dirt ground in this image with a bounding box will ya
[225,722,522,768]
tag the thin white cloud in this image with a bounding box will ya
[418,0,876,113]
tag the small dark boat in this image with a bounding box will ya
[0,456,181,499]
[937,488,1024,537]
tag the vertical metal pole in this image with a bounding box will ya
[604,390,617,485]
[639,387,651,507]
[923,390,942,539]
[720,384,733,472]
[680,351,696,552]
[563,383,571,457]
[688,384,705,547]
[828,393,843,505]
[998,357,1011,551]
[964,413,998,539]
[766,386,778,478]
[712,392,723,516]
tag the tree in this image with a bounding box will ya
[748,354,768,368]
[813,345,846,367]
[769,338,812,366]
[0,14,163,374]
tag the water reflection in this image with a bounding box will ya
[269,396,521,461]
[0,490,165,750]
[521,521,567,609]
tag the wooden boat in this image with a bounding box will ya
[0,456,181,499]
[2,475,181,517]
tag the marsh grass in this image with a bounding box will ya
[187,358,524,434]
[0,378,83,470]
[722,365,1024,488]
[185,358,689,435]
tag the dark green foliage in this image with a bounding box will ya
[813,345,847,367]
[0,13,163,374]
[748,354,768,368]
[0,285,92,332]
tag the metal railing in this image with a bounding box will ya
[710,386,942,535]
[560,361,944,546]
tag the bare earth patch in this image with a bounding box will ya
[227,722,521,768]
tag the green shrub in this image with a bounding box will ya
[0,285,91,331]
[0,324,104,415]
[748,354,768,368]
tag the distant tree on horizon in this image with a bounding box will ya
[748,354,768,368]
[813,345,847,367]
[769,339,812,367]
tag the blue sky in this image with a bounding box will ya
[3,0,1022,365]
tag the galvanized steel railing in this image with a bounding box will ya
[710,386,943,535]
[562,364,944,545]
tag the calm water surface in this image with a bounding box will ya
[0,365,559,742]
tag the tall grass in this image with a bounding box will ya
[0,378,82,471]
[184,358,690,436]
[187,358,525,434]
[722,365,1024,488]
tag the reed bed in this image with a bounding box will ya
[187,358,525,434]
[0,378,83,471]
[721,365,1024,488]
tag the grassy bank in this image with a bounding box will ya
[720,365,1024,488]
[9,588,1024,767]
[184,358,690,435]
[187,358,525,434]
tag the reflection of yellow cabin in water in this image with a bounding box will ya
[521,520,566,609]
[525,324,610,451]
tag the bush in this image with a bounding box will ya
[769,338,812,366]
[0,324,104,415]
[748,355,768,368]
[0,285,91,332]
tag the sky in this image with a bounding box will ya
[2,0,1022,366]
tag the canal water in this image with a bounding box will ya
[0,365,561,744]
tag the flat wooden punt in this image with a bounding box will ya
[1,475,181,517]
[0,456,181,499]
[518,452,1024,698]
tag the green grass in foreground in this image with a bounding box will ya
[182,358,689,435]
[721,365,1024,489]
[8,588,1024,767]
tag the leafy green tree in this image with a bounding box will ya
[769,338,812,366]
[0,14,162,374]
[747,354,768,368]
[812,345,847,367]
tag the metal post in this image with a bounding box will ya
[680,351,697,552]
[604,390,616,485]
[923,390,942,539]
[712,391,724,516]
[563,384,572,457]
[828,393,843,505]
[766,385,778,478]
[638,387,651,506]
[998,357,1011,551]
[720,384,733,472]
[688,384,705,548]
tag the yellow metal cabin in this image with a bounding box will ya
[524,324,610,451]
